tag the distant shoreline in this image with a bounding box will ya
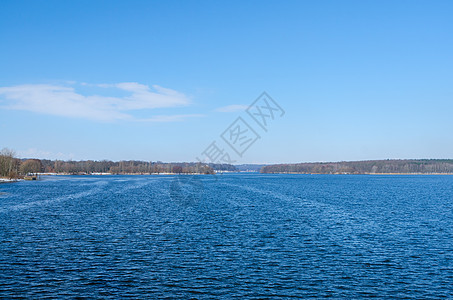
[261,172,453,175]
[261,159,453,175]
[37,172,222,176]
[4,173,453,182]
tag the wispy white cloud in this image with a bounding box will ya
[0,82,193,122]
[18,148,75,160]
[215,104,249,113]
[140,114,204,122]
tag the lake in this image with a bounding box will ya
[0,174,452,298]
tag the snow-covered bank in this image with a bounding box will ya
[0,178,19,183]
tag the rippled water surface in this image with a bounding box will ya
[1,174,452,298]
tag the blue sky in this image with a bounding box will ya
[1,0,452,163]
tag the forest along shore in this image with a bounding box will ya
[1,147,237,178]
[261,159,453,174]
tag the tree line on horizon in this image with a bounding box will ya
[0,148,237,178]
[261,159,453,174]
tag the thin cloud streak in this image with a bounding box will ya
[18,148,75,160]
[215,104,248,113]
[0,82,193,122]
[139,114,205,122]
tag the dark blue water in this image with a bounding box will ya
[1,174,452,298]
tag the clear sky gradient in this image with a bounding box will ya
[1,0,452,163]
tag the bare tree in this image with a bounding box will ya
[0,148,19,178]
[20,159,43,175]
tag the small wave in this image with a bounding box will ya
[0,187,101,213]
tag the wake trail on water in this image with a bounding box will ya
[0,181,108,213]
